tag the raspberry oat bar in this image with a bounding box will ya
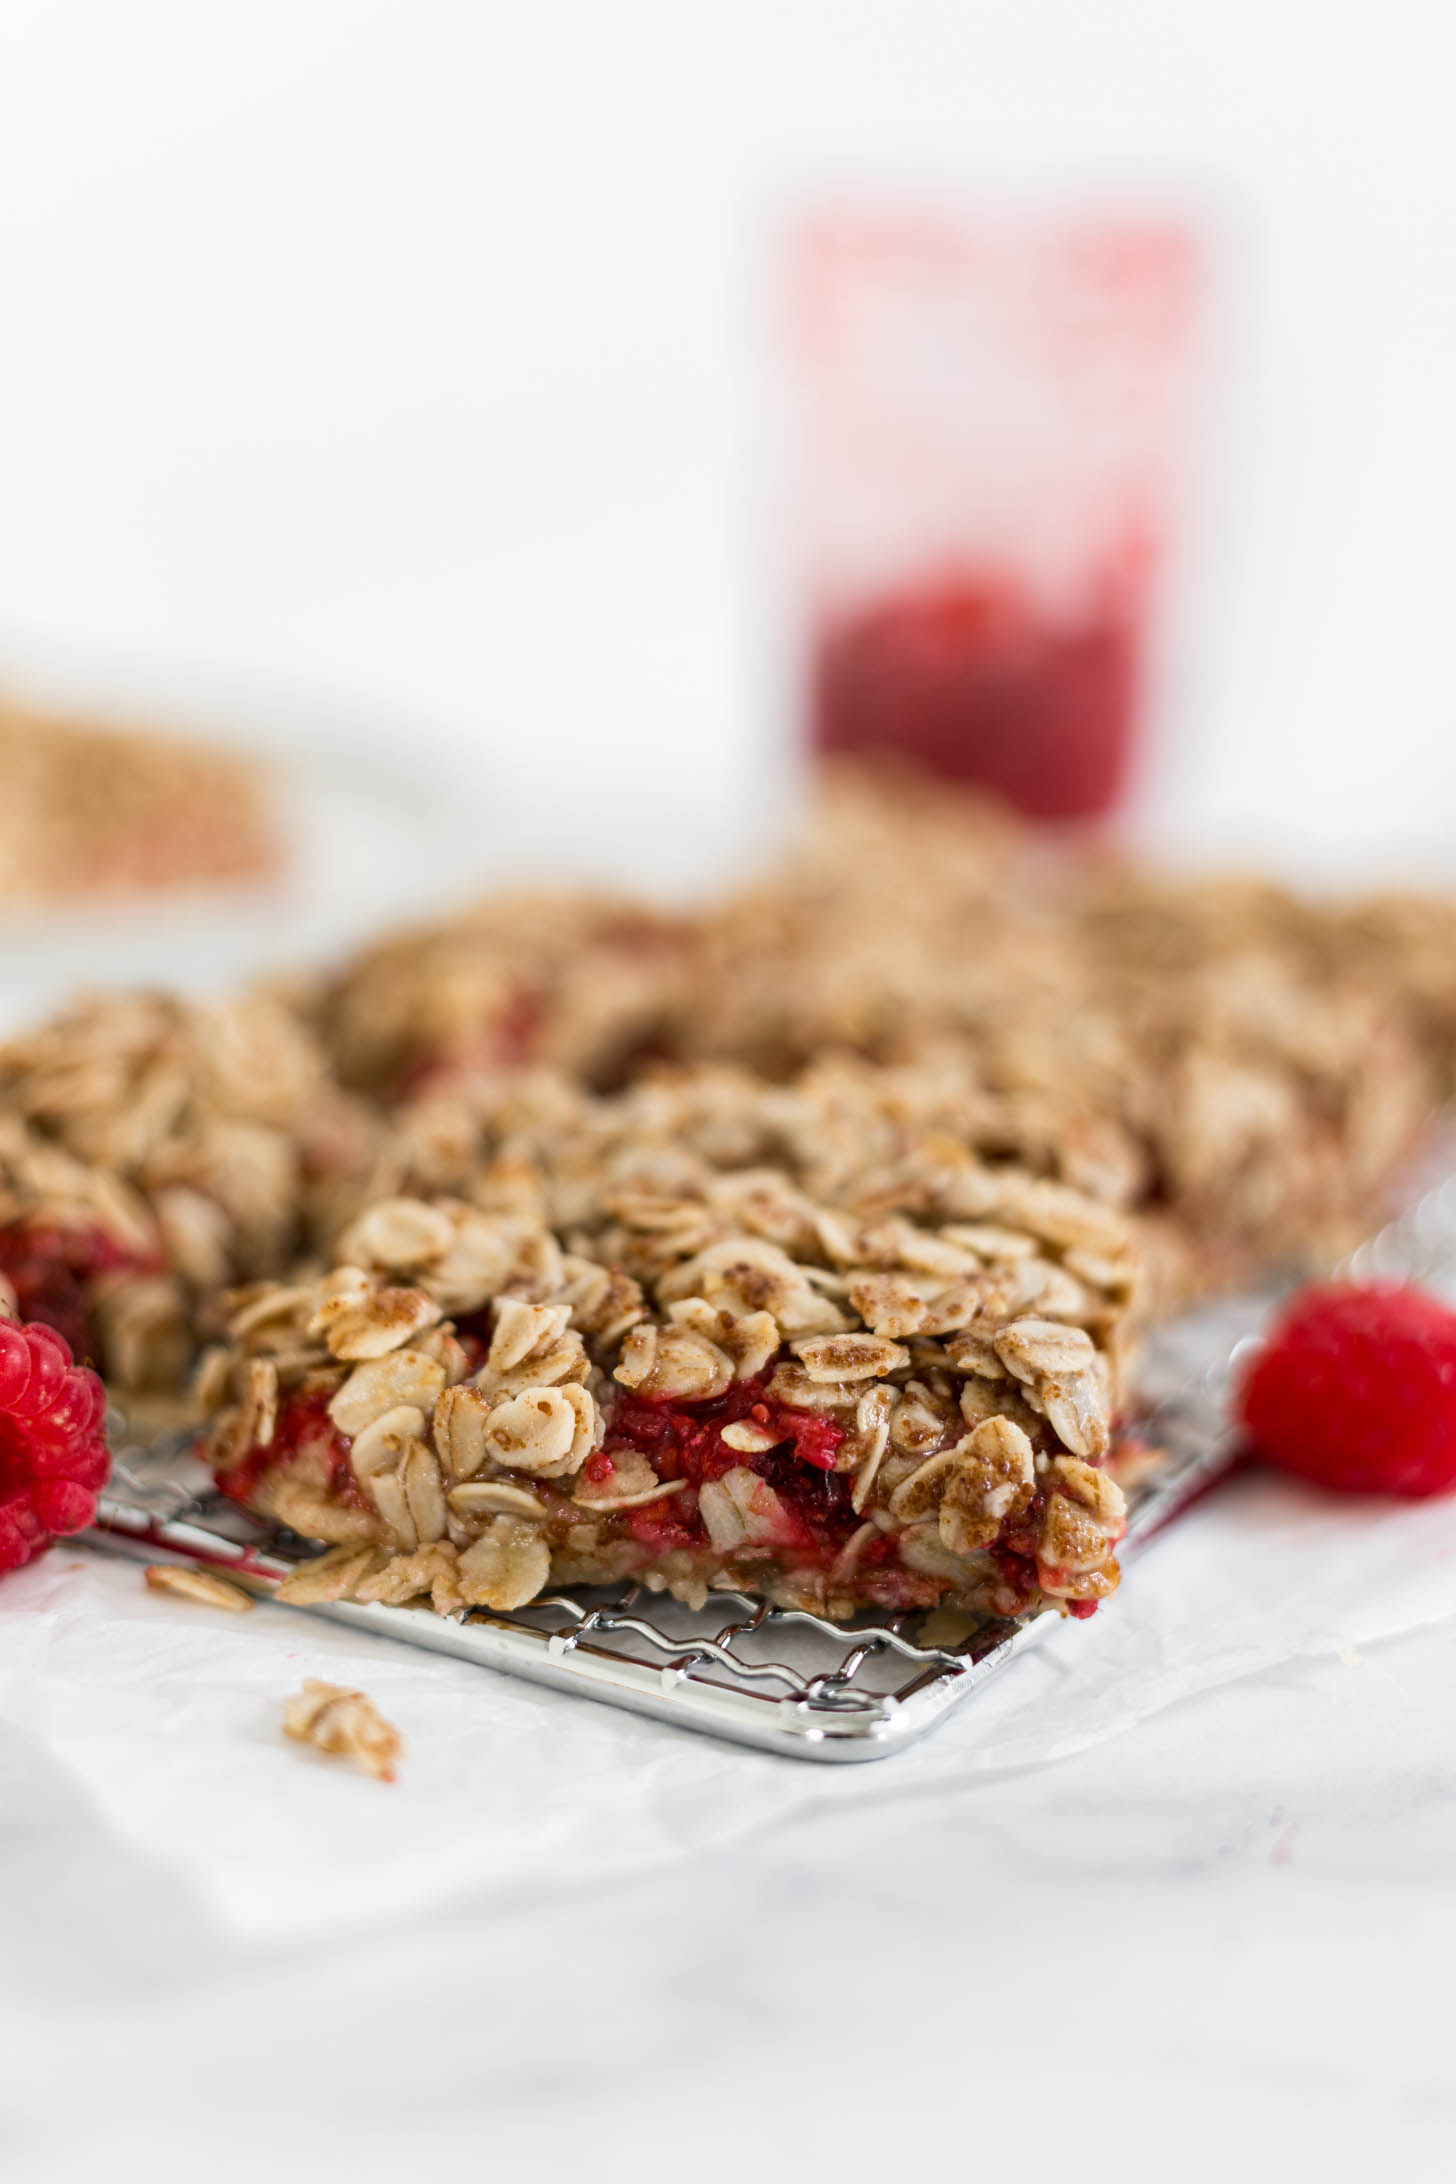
[0,1114,187,1388]
[668,775,1435,1282]
[318,893,692,1099]
[200,1125,1137,1625]
[315,764,1436,1297]
[0,991,372,1388]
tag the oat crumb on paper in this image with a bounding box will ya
[282,1678,402,1782]
[144,1563,254,1612]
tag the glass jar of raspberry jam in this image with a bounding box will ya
[786,211,1201,823]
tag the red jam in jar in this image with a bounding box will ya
[812,568,1141,823]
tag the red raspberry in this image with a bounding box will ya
[1237,1281,1456,1498]
[0,1317,110,1574]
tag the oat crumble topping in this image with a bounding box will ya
[198,1098,1143,1621]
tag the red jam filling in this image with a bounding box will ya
[0,1219,158,1371]
[214,1390,369,1516]
[990,1486,1124,1621]
[813,569,1141,823]
[599,1372,891,1574]
[608,1375,846,1481]
[989,1506,1045,1619]
[397,985,547,1099]
[489,985,546,1069]
[212,1360,1115,1616]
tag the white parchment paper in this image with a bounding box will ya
[3,1468,1454,1946]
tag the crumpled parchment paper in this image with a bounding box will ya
[3,1466,1453,1945]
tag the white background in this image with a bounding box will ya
[1,0,1455,886]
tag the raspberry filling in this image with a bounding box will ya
[214,1390,371,1515]
[992,1527,1066,1619]
[0,1218,157,1371]
[401,985,547,1098]
[595,1373,852,1560]
[213,1374,860,1566]
[212,1361,1115,1616]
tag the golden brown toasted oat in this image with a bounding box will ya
[281,1679,402,1782]
[144,1563,254,1613]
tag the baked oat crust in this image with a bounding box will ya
[201,1095,1140,1626]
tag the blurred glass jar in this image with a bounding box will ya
[786,211,1201,822]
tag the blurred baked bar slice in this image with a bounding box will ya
[316,892,693,1100]
[312,756,1438,1306]
[0,990,373,1393]
[654,767,1439,1287]
[199,1116,1140,1628]
[310,764,1030,1100]
[0,1112,186,1389]
[0,690,279,900]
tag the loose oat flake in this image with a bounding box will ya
[282,1678,402,1782]
[143,1563,254,1612]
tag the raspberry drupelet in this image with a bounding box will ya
[0,1317,110,1574]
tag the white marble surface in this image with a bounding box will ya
[4,1512,1455,2184]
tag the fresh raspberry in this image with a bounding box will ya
[1237,1281,1456,1498]
[0,1317,110,1574]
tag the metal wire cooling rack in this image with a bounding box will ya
[86,1154,1456,1764]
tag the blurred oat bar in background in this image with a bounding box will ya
[0,688,280,900]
